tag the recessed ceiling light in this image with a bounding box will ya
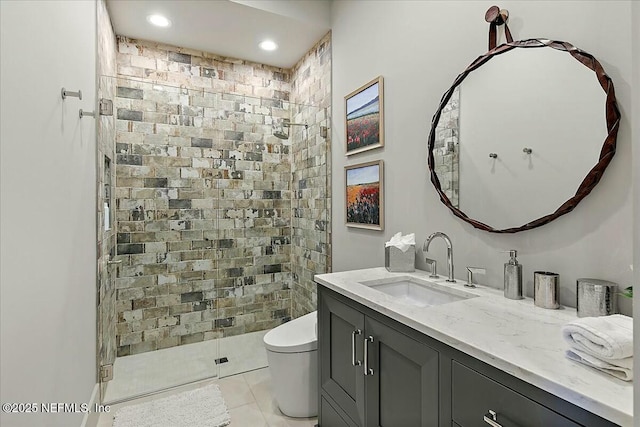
[259,40,278,51]
[147,14,171,28]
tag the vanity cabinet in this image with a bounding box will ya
[319,291,439,426]
[319,292,364,425]
[320,396,355,427]
[318,286,618,427]
[452,361,581,427]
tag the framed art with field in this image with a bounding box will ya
[345,76,384,155]
[345,160,384,230]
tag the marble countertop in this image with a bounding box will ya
[315,267,633,426]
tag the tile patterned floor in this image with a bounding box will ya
[104,330,269,403]
[97,367,317,427]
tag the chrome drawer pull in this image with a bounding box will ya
[363,336,374,376]
[483,410,503,427]
[351,329,362,366]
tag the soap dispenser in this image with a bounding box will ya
[504,250,523,300]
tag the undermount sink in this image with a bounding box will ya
[359,276,478,308]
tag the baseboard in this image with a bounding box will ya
[80,383,100,427]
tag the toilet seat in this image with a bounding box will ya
[263,311,317,353]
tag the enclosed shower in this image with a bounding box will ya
[96,33,331,403]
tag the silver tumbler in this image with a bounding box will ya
[534,271,560,309]
[576,278,617,318]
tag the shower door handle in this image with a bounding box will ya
[351,329,362,366]
[363,336,374,376]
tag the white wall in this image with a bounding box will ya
[0,1,97,426]
[330,1,633,312]
[232,0,332,27]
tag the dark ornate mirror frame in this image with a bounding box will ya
[427,38,620,233]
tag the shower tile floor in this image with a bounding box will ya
[104,330,270,403]
[97,367,318,427]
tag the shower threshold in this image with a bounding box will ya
[102,329,269,404]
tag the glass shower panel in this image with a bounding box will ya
[214,99,331,379]
[290,104,331,318]
[101,76,220,403]
[98,74,330,400]
[215,93,293,378]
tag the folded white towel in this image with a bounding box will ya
[566,349,633,381]
[561,314,633,360]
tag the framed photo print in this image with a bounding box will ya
[345,160,384,230]
[345,76,384,155]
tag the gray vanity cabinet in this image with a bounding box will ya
[451,361,581,427]
[319,291,365,425]
[320,396,355,427]
[319,290,439,427]
[318,286,619,427]
[364,316,439,426]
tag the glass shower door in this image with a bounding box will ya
[99,77,220,403]
[97,75,117,402]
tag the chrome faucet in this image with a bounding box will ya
[423,232,455,283]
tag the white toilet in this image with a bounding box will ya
[263,310,318,417]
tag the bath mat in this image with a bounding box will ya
[113,383,231,427]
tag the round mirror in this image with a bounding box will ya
[427,39,619,233]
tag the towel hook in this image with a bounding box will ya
[61,88,82,100]
[79,109,95,118]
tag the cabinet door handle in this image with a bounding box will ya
[483,410,503,427]
[351,329,362,366]
[363,336,374,376]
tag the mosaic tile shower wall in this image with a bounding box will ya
[290,32,332,318]
[111,37,328,356]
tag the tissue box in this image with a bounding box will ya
[385,245,415,272]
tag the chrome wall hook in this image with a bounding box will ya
[61,88,82,100]
[79,109,95,118]
[523,147,532,154]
